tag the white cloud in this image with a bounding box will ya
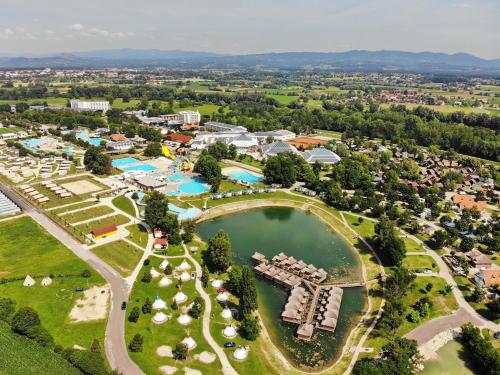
[68,23,84,31]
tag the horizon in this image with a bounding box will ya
[1,0,499,59]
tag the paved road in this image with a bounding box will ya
[183,242,238,375]
[0,183,144,375]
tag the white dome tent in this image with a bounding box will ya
[180,272,191,282]
[177,313,192,325]
[152,311,168,324]
[152,296,167,310]
[233,346,249,361]
[222,325,237,338]
[150,268,161,279]
[159,260,170,270]
[181,335,197,350]
[211,279,223,288]
[174,291,188,304]
[23,275,36,287]
[159,277,172,287]
[178,260,191,271]
[216,291,229,303]
[41,276,52,287]
[221,308,232,320]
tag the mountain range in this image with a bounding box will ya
[1,49,500,74]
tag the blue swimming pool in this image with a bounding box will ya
[112,157,139,167]
[122,164,158,172]
[168,172,186,182]
[23,139,43,148]
[179,178,210,195]
[228,170,263,184]
[88,138,104,146]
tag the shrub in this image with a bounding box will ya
[66,349,108,375]
[129,334,144,352]
[0,297,16,322]
[141,271,152,283]
[239,314,261,341]
[128,307,140,323]
[81,270,91,278]
[142,298,152,314]
[188,297,205,319]
[11,307,40,335]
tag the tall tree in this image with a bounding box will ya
[206,230,233,273]
[239,266,258,315]
[193,154,222,192]
[374,216,406,266]
[144,191,169,229]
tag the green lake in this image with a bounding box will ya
[421,340,476,375]
[197,206,367,370]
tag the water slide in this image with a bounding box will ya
[162,145,176,160]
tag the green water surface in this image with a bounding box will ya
[197,207,367,370]
[421,340,477,375]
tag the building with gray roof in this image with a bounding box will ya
[302,147,341,164]
[260,140,299,158]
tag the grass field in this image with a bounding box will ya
[0,322,81,375]
[126,224,149,249]
[402,236,427,253]
[0,216,107,349]
[91,240,143,276]
[402,255,438,271]
[112,194,136,217]
[0,126,22,134]
[265,94,299,105]
[62,205,115,224]
[343,213,376,238]
[125,257,223,375]
[50,201,96,215]
[75,214,130,234]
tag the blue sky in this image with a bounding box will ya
[0,0,499,58]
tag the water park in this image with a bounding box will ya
[127,191,202,221]
[222,166,263,184]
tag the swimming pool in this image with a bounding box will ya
[167,172,186,182]
[228,170,263,184]
[168,203,202,221]
[88,138,104,146]
[122,164,158,172]
[179,178,210,195]
[23,139,43,148]
[112,157,139,167]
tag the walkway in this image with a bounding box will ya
[183,242,238,375]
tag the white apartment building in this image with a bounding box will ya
[178,110,201,125]
[70,99,110,113]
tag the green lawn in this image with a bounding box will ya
[75,214,130,234]
[125,257,223,375]
[402,236,427,253]
[0,322,82,375]
[402,255,438,271]
[0,216,107,349]
[343,213,376,238]
[126,224,149,249]
[112,194,136,217]
[234,155,265,169]
[62,205,115,224]
[265,94,299,105]
[0,126,22,134]
[50,201,96,215]
[91,240,143,277]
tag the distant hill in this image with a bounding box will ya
[0,322,82,375]
[1,49,499,74]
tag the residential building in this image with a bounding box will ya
[70,99,109,113]
[451,194,487,212]
[474,269,500,288]
[178,110,201,125]
[164,133,193,145]
[302,147,341,164]
[254,129,296,143]
[467,250,492,269]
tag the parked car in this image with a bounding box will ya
[75,287,84,292]
[494,331,500,339]
[224,342,236,348]
[121,301,127,310]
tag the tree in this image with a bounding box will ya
[239,314,261,341]
[144,191,169,230]
[227,144,237,160]
[425,282,433,292]
[83,146,112,175]
[430,230,449,250]
[201,265,209,288]
[141,271,152,283]
[206,230,233,273]
[143,142,163,157]
[142,298,153,314]
[90,338,101,353]
[165,213,181,245]
[174,343,189,360]
[0,298,16,322]
[65,349,108,375]
[164,264,173,275]
[193,154,222,192]
[11,307,40,335]
[181,220,196,242]
[189,297,205,319]
[128,307,140,323]
[171,300,178,311]
[263,154,296,187]
[470,286,485,303]
[239,266,258,315]
[129,334,144,352]
[460,237,475,252]
[207,142,228,161]
[374,216,406,266]
[461,323,500,375]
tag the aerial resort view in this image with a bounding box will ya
[1,2,500,375]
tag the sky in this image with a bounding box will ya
[0,0,499,59]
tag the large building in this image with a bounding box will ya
[0,192,21,216]
[204,121,247,133]
[70,99,110,113]
[302,147,341,164]
[178,110,201,125]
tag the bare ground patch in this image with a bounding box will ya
[69,284,109,322]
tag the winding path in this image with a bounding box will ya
[182,242,238,375]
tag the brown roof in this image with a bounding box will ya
[164,133,193,143]
[480,269,500,287]
[287,137,328,150]
[452,194,487,211]
[110,134,129,142]
[92,225,118,236]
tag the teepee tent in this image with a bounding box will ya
[41,276,52,286]
[23,275,36,287]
